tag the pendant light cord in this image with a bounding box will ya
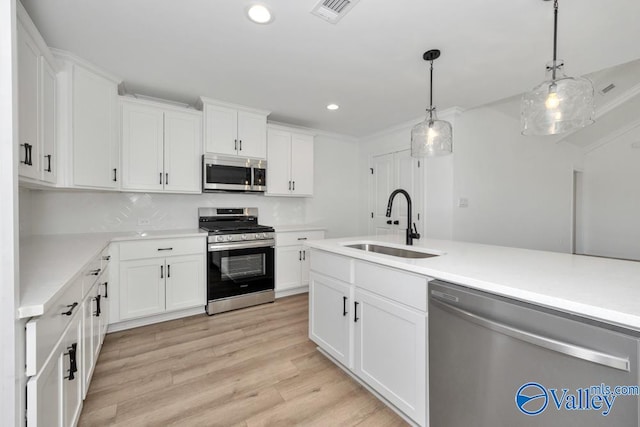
[552,0,558,81]
[428,60,434,120]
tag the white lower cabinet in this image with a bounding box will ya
[274,229,325,295]
[27,311,82,427]
[117,237,205,321]
[309,250,428,426]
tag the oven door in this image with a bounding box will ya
[208,243,274,301]
[203,157,252,192]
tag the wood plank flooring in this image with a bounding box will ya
[78,294,407,426]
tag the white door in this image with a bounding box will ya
[119,258,166,320]
[204,104,237,156]
[121,102,164,191]
[165,254,204,311]
[72,64,118,188]
[266,128,292,196]
[164,110,202,193]
[309,272,352,368]
[275,246,302,291]
[40,57,57,183]
[61,313,82,427]
[353,288,426,426]
[290,134,314,196]
[17,22,40,179]
[237,111,267,159]
[370,153,395,235]
[27,340,63,426]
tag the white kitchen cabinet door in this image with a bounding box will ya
[81,291,94,398]
[290,134,314,196]
[121,102,164,191]
[61,313,82,427]
[204,103,237,156]
[91,287,103,361]
[99,280,110,343]
[40,57,57,183]
[164,110,202,193]
[237,110,267,159]
[72,64,118,189]
[266,128,292,195]
[17,21,40,180]
[309,272,352,368]
[165,254,204,311]
[27,336,62,427]
[300,248,311,287]
[275,246,303,291]
[353,288,426,426]
[119,258,166,320]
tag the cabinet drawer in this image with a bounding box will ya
[119,237,205,261]
[354,261,429,312]
[310,250,353,284]
[81,256,107,297]
[26,276,83,376]
[276,230,325,247]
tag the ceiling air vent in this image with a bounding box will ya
[311,0,361,24]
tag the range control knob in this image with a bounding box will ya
[241,234,248,240]
[255,233,261,239]
[225,235,233,242]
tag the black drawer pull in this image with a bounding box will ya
[343,296,347,316]
[354,301,359,322]
[157,247,173,251]
[393,220,400,225]
[64,343,77,381]
[102,255,111,261]
[297,237,308,240]
[94,294,101,317]
[88,268,101,276]
[113,168,118,182]
[61,302,78,316]
[45,154,52,172]
[103,281,108,298]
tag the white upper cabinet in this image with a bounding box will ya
[199,97,269,160]
[17,4,58,184]
[266,125,315,197]
[54,50,121,190]
[120,97,202,194]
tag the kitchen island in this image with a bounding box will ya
[304,234,640,426]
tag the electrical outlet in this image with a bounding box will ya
[138,218,151,226]
[458,197,469,208]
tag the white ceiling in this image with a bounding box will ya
[21,0,640,137]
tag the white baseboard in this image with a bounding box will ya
[275,285,308,299]
[107,306,206,333]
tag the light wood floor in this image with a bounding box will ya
[78,294,407,426]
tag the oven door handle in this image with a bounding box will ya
[208,239,275,252]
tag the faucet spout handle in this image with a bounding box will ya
[411,223,421,240]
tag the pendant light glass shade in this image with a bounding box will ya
[411,109,453,157]
[521,0,595,136]
[411,49,453,158]
[521,61,594,136]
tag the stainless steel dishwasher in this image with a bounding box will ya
[429,280,640,426]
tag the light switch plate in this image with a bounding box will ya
[458,197,469,208]
[138,218,151,226]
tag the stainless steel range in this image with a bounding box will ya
[199,207,275,315]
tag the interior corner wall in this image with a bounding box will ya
[452,98,584,253]
[581,124,640,260]
[304,134,360,238]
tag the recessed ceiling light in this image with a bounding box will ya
[326,104,339,110]
[247,5,272,24]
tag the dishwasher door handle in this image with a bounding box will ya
[430,297,630,372]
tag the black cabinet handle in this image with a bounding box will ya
[299,250,302,261]
[239,140,242,151]
[288,181,291,191]
[103,281,108,298]
[88,268,101,276]
[167,264,171,278]
[343,296,347,316]
[292,181,295,191]
[45,154,52,172]
[393,220,399,225]
[64,343,78,381]
[113,168,117,182]
[386,220,392,225]
[165,173,169,185]
[234,139,238,150]
[159,172,163,185]
[61,302,78,316]
[160,265,164,279]
[94,294,101,317]
[102,255,111,261]
[297,237,307,241]
[354,301,359,322]
[302,250,306,261]
[157,247,173,251]
[20,143,30,165]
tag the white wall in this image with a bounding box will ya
[452,98,584,253]
[580,123,640,260]
[0,1,21,425]
[24,132,360,237]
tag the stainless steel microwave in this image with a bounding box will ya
[202,155,267,192]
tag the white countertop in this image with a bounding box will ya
[305,234,640,331]
[274,224,326,233]
[19,229,206,318]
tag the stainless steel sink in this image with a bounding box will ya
[345,243,439,259]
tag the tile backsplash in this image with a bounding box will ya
[26,189,306,235]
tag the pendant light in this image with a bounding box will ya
[521,0,595,136]
[411,49,453,157]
